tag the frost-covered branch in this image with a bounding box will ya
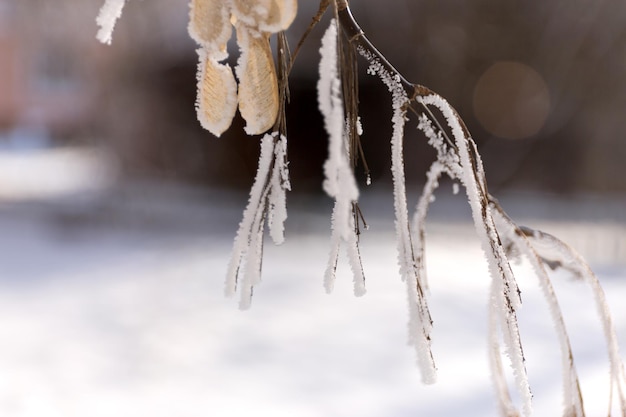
[494,205,626,415]
[226,132,291,309]
[95,1,625,415]
[318,19,365,296]
[492,204,585,416]
[335,1,624,414]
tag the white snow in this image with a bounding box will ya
[0,184,624,417]
[96,0,126,44]
[0,146,117,200]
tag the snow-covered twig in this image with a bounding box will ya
[357,30,437,385]
[226,132,290,309]
[95,1,626,414]
[489,281,523,417]
[507,216,626,415]
[416,93,532,415]
[95,0,126,44]
[268,135,290,245]
[492,205,585,416]
[318,19,365,296]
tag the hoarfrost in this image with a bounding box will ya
[268,134,290,245]
[359,45,437,385]
[516,225,626,414]
[94,2,626,413]
[411,161,449,292]
[488,283,522,417]
[356,116,364,136]
[225,130,289,309]
[318,20,364,296]
[324,202,366,296]
[493,208,585,416]
[414,90,625,414]
[416,92,531,412]
[96,0,126,44]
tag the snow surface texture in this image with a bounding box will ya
[1,187,625,417]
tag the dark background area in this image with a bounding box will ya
[3,0,626,195]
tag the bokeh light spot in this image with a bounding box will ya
[473,61,550,140]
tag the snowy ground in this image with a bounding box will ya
[0,146,625,416]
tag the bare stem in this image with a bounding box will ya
[336,5,417,97]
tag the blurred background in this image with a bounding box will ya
[0,1,625,416]
[2,0,626,192]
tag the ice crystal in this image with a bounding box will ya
[95,0,126,44]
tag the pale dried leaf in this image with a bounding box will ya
[195,49,238,137]
[264,0,297,32]
[232,0,297,33]
[188,0,232,48]
[235,26,279,135]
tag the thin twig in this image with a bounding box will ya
[288,0,331,74]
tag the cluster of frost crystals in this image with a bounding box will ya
[416,114,459,173]
[226,132,290,309]
[95,0,127,44]
[318,20,365,296]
